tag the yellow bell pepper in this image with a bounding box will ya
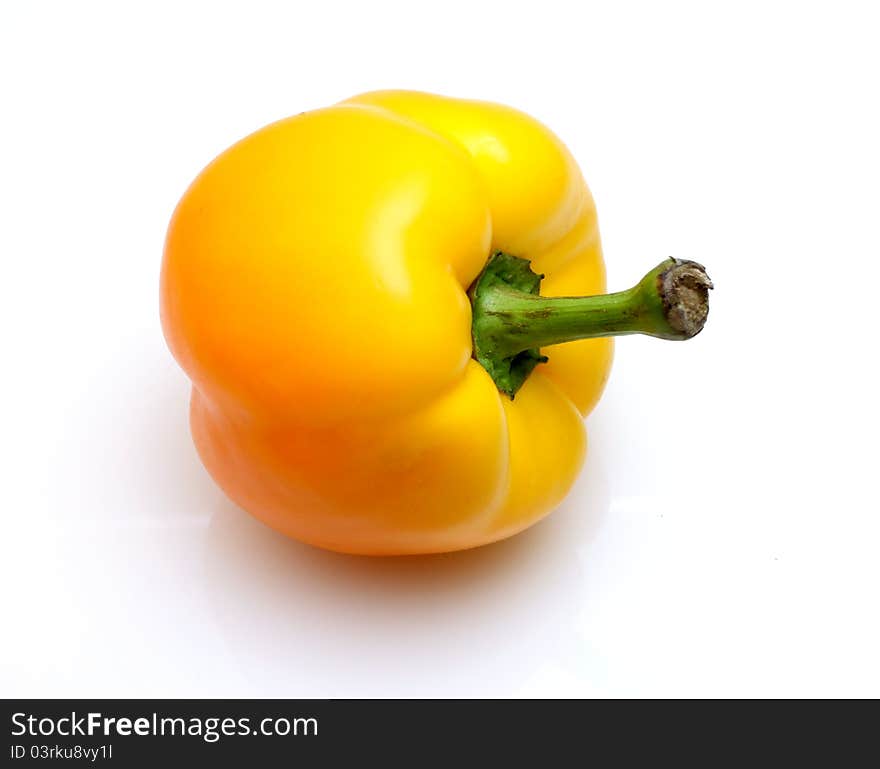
[160,90,711,555]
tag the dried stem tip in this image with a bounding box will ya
[660,259,714,339]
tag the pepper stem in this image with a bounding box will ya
[470,252,713,398]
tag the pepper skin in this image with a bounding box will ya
[161,91,694,555]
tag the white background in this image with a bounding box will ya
[2,1,878,697]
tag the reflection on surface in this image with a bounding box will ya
[201,443,609,697]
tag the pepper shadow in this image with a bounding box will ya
[200,433,611,697]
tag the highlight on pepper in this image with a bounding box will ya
[160,90,712,556]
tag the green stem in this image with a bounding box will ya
[470,252,712,398]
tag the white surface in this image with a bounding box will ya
[2,1,879,698]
